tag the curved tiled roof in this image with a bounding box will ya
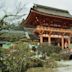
[33,4,72,18]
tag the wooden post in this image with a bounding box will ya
[40,35,43,44]
[68,37,70,48]
[48,35,51,45]
[61,36,64,49]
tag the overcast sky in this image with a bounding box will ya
[0,0,72,14]
[0,0,72,23]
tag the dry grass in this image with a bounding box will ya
[26,67,56,72]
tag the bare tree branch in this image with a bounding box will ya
[0,0,28,28]
[15,1,29,15]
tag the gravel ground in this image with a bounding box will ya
[57,60,72,72]
[57,66,72,72]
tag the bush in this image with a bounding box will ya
[38,44,61,56]
[25,58,43,68]
[50,53,62,61]
[50,52,70,61]
[43,58,57,68]
[0,42,59,72]
[60,53,70,60]
[0,48,8,72]
[26,67,55,72]
[0,42,44,72]
[0,42,33,72]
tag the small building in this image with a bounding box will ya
[22,4,72,49]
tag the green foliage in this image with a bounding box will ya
[43,58,57,68]
[50,53,62,61]
[38,44,61,56]
[0,41,59,72]
[0,48,8,72]
[50,50,71,61]
[26,67,55,72]
[59,53,70,60]
[0,42,31,72]
[0,41,44,72]
[0,32,25,42]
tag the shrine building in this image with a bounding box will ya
[22,4,72,49]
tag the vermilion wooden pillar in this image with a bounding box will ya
[61,36,64,49]
[68,37,70,48]
[48,35,51,45]
[40,35,43,44]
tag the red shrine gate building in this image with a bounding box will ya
[22,4,72,49]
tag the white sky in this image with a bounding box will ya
[18,0,72,14]
[0,0,72,23]
[0,0,72,14]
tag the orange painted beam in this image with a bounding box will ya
[35,26,72,34]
